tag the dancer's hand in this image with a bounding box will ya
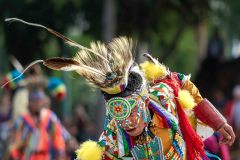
[218,123,235,146]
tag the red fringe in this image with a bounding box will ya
[157,73,208,159]
[176,100,207,159]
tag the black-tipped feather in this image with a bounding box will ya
[43,57,80,71]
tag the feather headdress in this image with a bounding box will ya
[4,18,134,94]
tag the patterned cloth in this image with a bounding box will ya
[97,72,193,159]
[9,108,65,160]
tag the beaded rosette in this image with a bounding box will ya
[106,95,141,120]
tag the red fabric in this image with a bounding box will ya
[176,100,206,159]
[155,72,207,160]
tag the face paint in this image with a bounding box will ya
[116,105,142,129]
[106,94,145,129]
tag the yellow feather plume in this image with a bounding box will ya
[140,61,168,82]
[75,140,103,160]
[178,90,196,110]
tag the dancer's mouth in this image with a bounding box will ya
[125,127,137,133]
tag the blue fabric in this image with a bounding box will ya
[206,151,221,160]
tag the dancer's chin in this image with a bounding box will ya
[126,127,143,136]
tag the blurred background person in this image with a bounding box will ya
[8,86,66,160]
[0,90,12,122]
[207,28,225,63]
[225,85,240,134]
[0,89,14,159]
[211,87,227,114]
[224,85,240,159]
[1,63,77,159]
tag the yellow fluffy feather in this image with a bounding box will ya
[75,140,103,160]
[140,61,168,82]
[178,90,196,110]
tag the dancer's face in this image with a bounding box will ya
[29,97,45,114]
[107,94,149,136]
[118,102,146,136]
[28,91,49,115]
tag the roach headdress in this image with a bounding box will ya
[4,18,143,96]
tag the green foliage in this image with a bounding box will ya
[148,10,181,55]
[43,37,60,58]
[149,26,198,77]
[166,29,198,78]
[70,74,100,107]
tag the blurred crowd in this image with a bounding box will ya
[0,65,98,160]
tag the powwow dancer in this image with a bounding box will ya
[8,87,66,160]
[3,18,235,160]
[1,66,68,160]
